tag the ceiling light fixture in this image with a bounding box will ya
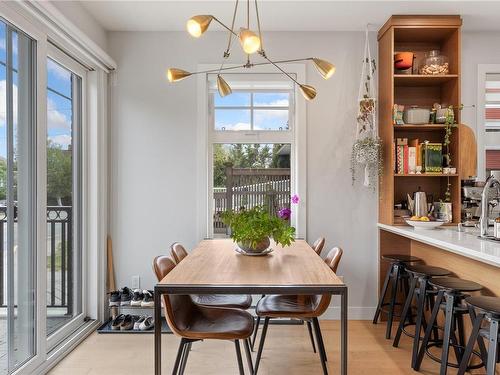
[167,0,335,100]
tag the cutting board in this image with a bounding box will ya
[459,124,477,179]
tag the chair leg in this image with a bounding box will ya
[312,317,328,375]
[393,274,417,347]
[244,338,254,374]
[251,316,261,351]
[386,264,401,339]
[234,340,245,375]
[179,342,191,375]
[306,321,317,353]
[487,319,499,375]
[411,278,427,368]
[457,312,484,375]
[313,318,328,362]
[439,293,455,375]
[172,339,186,375]
[254,317,270,375]
[373,263,393,324]
[414,290,444,371]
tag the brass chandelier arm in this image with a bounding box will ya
[211,16,239,37]
[257,52,302,86]
[254,0,264,52]
[225,0,240,54]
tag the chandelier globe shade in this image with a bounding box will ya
[186,15,213,38]
[217,75,232,97]
[312,58,336,79]
[167,68,192,82]
[239,28,261,54]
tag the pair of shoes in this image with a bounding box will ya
[111,314,136,330]
[131,289,154,307]
[133,315,155,331]
[109,287,134,306]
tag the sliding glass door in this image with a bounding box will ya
[45,50,84,350]
[0,18,37,374]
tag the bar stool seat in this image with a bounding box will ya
[466,296,500,317]
[406,264,451,277]
[430,277,483,292]
[381,254,421,263]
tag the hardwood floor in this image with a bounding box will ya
[48,320,483,374]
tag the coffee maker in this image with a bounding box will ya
[461,172,500,225]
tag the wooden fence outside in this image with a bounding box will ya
[213,164,291,234]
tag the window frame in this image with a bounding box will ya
[477,64,500,180]
[197,64,307,241]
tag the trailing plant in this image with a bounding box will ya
[351,136,383,190]
[221,206,295,248]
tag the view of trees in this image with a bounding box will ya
[0,141,72,205]
[213,143,290,187]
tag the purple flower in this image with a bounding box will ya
[291,194,300,204]
[278,207,291,220]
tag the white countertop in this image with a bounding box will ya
[378,223,500,268]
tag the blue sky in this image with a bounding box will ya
[214,91,290,131]
[0,21,73,159]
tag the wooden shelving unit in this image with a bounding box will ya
[378,15,463,226]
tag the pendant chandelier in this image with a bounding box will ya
[166,0,336,100]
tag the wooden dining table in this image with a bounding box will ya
[154,239,348,374]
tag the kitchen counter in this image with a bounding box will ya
[378,223,500,268]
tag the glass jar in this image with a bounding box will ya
[419,50,449,75]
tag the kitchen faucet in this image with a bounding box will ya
[480,175,500,237]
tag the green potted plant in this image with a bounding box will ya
[221,206,296,253]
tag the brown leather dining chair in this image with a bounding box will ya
[312,237,326,256]
[253,247,344,375]
[153,255,255,375]
[170,242,252,309]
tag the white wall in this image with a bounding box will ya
[49,1,108,51]
[108,30,379,318]
[462,32,500,150]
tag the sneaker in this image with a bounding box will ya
[109,290,121,306]
[139,316,154,331]
[141,290,154,307]
[120,314,135,331]
[120,287,133,306]
[111,314,125,330]
[134,315,146,330]
[131,289,143,306]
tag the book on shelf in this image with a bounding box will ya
[394,137,423,175]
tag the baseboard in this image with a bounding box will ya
[321,306,376,320]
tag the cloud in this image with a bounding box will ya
[47,98,71,131]
[49,134,71,149]
[47,59,71,81]
[254,99,289,106]
[0,80,18,124]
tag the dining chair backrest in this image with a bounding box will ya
[324,247,343,273]
[170,242,189,264]
[152,255,196,335]
[312,237,326,255]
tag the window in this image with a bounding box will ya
[206,72,303,238]
[45,51,84,350]
[478,67,500,179]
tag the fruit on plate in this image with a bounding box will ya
[410,215,431,222]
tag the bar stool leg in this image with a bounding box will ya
[457,312,484,375]
[306,321,317,353]
[487,319,499,375]
[254,317,270,375]
[414,290,445,371]
[244,338,254,374]
[439,293,456,375]
[373,263,394,324]
[386,264,401,339]
[393,274,417,347]
[234,340,245,375]
[251,316,260,351]
[411,278,428,368]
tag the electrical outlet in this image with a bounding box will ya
[131,275,140,289]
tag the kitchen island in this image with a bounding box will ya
[378,223,500,299]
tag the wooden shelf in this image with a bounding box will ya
[394,173,459,177]
[394,74,458,87]
[394,124,447,131]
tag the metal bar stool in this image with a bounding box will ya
[373,254,421,339]
[458,296,500,375]
[414,277,484,375]
[392,264,452,368]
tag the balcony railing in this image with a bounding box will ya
[0,206,72,314]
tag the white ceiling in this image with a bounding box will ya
[78,0,500,32]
